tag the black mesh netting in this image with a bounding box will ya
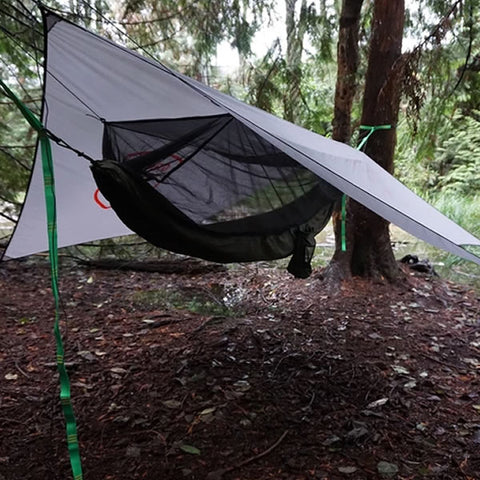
[92,113,341,277]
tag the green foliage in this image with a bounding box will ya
[0,2,43,223]
[120,0,274,76]
[433,113,480,196]
[432,191,480,238]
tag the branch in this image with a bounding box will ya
[208,430,289,479]
[0,147,31,170]
[449,0,474,95]
[0,98,42,105]
[0,209,17,224]
[119,7,191,26]
[0,144,35,148]
[410,0,463,55]
[0,191,21,207]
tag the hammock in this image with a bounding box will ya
[91,113,341,278]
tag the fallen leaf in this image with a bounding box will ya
[392,365,409,375]
[367,398,388,409]
[77,351,96,361]
[162,400,182,409]
[199,407,216,415]
[180,444,201,455]
[233,380,251,392]
[110,367,128,374]
[338,466,357,474]
[377,461,399,478]
[322,435,341,446]
[345,426,369,441]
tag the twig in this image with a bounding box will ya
[15,360,29,378]
[418,352,457,370]
[191,316,225,334]
[211,430,289,478]
[147,317,185,328]
[234,430,289,467]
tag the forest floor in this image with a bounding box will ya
[1,256,480,480]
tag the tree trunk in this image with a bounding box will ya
[332,0,364,144]
[327,0,405,282]
[328,0,364,281]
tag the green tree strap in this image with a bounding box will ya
[340,124,392,252]
[0,79,84,480]
[341,194,347,252]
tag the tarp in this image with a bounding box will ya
[3,10,480,265]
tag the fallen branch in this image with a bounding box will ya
[208,430,289,479]
[77,258,226,275]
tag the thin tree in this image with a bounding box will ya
[284,0,308,123]
[326,0,364,281]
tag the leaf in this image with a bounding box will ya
[180,444,201,455]
[462,358,480,367]
[345,426,369,441]
[322,435,341,446]
[367,398,388,409]
[233,380,251,392]
[162,400,182,409]
[110,367,127,374]
[77,351,96,361]
[338,466,357,474]
[392,365,409,375]
[5,373,18,381]
[199,407,216,415]
[377,461,399,478]
[404,380,417,389]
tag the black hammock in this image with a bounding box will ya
[91,113,341,278]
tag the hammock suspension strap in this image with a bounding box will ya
[0,79,84,480]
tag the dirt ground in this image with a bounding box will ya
[1,256,480,480]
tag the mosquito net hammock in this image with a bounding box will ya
[91,112,341,278]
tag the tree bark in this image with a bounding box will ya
[327,0,405,282]
[332,0,364,144]
[328,0,364,281]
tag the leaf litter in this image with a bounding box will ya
[1,258,480,479]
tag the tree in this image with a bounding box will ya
[327,0,363,280]
[326,0,405,281]
[120,0,273,81]
[284,0,308,123]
